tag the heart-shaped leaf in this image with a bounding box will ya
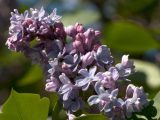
[0,90,50,120]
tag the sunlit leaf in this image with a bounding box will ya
[134,60,160,88]
[103,21,158,53]
[0,90,50,120]
[153,91,160,119]
[52,100,67,120]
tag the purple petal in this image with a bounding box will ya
[59,73,71,84]
[87,95,99,106]
[78,69,89,77]
[89,66,97,76]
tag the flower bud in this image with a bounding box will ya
[73,33,85,53]
[54,21,66,40]
[45,76,59,92]
[84,29,94,49]
[125,84,135,98]
[61,63,72,74]
[74,23,84,33]
[65,25,77,37]
[82,52,94,67]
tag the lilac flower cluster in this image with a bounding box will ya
[6,7,149,120]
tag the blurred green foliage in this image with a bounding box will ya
[75,114,107,120]
[103,21,158,53]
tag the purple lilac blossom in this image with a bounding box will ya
[6,7,149,120]
[115,55,135,77]
[88,84,125,120]
[124,84,149,117]
[75,66,98,91]
[58,73,78,101]
[45,76,59,92]
[95,69,119,89]
[81,51,94,68]
[63,95,84,113]
[94,45,114,68]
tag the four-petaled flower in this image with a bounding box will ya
[115,55,135,77]
[94,45,114,68]
[76,66,98,91]
[95,68,119,89]
[59,73,78,101]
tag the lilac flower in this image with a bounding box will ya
[81,51,94,68]
[72,33,85,53]
[45,40,63,59]
[105,104,125,120]
[66,24,101,54]
[115,55,135,77]
[59,73,84,113]
[67,113,76,120]
[48,58,59,75]
[59,73,78,101]
[95,68,119,89]
[83,28,100,50]
[6,7,61,51]
[63,95,84,113]
[88,85,120,112]
[53,21,66,40]
[124,84,149,117]
[65,25,77,37]
[88,83,125,119]
[45,76,59,92]
[75,66,98,91]
[88,83,118,108]
[62,53,81,74]
[94,45,114,68]
[65,23,84,38]
[29,7,61,24]
[74,23,85,33]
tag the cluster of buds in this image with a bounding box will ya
[6,7,149,120]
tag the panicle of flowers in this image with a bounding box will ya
[6,7,149,120]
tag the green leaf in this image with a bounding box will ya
[75,114,107,120]
[62,10,100,26]
[52,100,67,120]
[134,60,160,88]
[17,64,43,86]
[136,114,147,120]
[0,51,26,66]
[103,21,158,53]
[0,90,50,120]
[153,91,160,119]
[118,0,155,14]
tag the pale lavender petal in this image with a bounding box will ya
[59,73,71,84]
[87,95,100,106]
[78,69,89,77]
[89,66,97,76]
